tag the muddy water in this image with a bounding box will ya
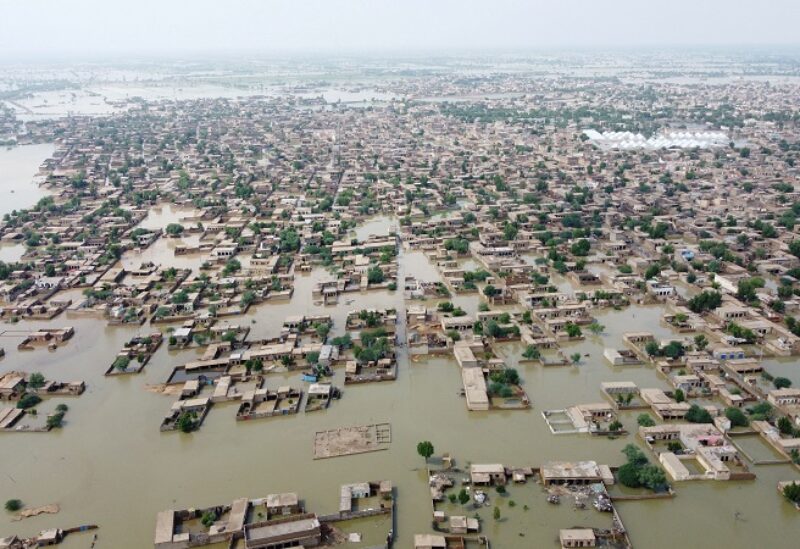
[0,144,55,217]
[121,205,205,271]
[0,242,26,263]
[353,215,399,241]
[1,215,799,548]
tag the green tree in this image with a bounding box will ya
[737,277,765,302]
[687,291,722,313]
[241,290,257,306]
[637,465,667,491]
[570,239,591,256]
[617,462,642,488]
[417,440,434,461]
[685,404,713,423]
[27,372,45,389]
[223,258,241,276]
[725,407,749,427]
[644,264,661,280]
[483,284,500,298]
[663,341,685,359]
[774,377,792,389]
[565,323,582,338]
[694,334,708,351]
[622,444,649,466]
[367,266,385,284]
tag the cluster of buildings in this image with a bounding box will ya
[2,54,800,546]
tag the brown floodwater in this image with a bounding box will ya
[0,144,55,218]
[1,215,799,548]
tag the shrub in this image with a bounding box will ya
[637,414,656,427]
[113,356,130,371]
[782,482,800,504]
[522,345,540,360]
[16,394,41,409]
[201,510,217,528]
[5,499,22,512]
[778,416,794,435]
[748,401,773,421]
[176,411,197,433]
[47,412,65,429]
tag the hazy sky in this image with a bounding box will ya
[1,0,798,58]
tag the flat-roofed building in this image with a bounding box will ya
[243,514,321,549]
[470,463,506,485]
[461,367,489,411]
[414,534,446,549]
[453,344,478,368]
[560,528,596,548]
[541,461,603,487]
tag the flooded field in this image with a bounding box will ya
[0,213,798,548]
[0,143,54,217]
[4,85,398,122]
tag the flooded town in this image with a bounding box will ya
[2,2,800,548]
